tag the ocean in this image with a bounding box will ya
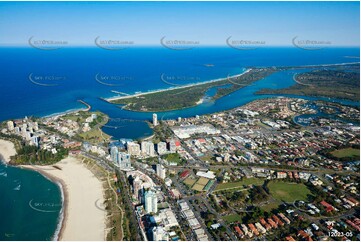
[0,47,359,139]
[0,162,62,241]
[0,46,359,240]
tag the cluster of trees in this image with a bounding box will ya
[297,70,359,86]
[161,153,186,165]
[0,132,22,141]
[208,194,224,213]
[247,185,269,204]
[113,85,206,111]
[152,124,173,143]
[115,170,140,241]
[221,190,247,207]
[11,145,68,165]
[112,68,276,112]
[242,206,268,224]
[202,211,216,228]
[257,69,360,101]
[89,114,106,128]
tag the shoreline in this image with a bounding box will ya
[44,99,91,119]
[21,166,68,241]
[0,140,68,241]
[104,61,360,103]
[0,140,106,241]
[21,157,106,241]
[0,139,16,163]
[104,69,252,102]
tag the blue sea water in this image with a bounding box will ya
[0,47,359,139]
[0,162,62,241]
[0,47,359,240]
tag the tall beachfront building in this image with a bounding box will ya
[141,141,155,157]
[110,146,119,163]
[144,189,158,214]
[156,164,166,180]
[157,142,167,155]
[7,120,14,131]
[118,152,131,169]
[110,146,131,169]
[169,140,177,153]
[127,141,141,156]
[153,113,158,126]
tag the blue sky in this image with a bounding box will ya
[0,1,359,46]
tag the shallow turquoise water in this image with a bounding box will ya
[0,162,62,241]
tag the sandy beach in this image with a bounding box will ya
[22,156,106,241]
[44,100,91,119]
[0,139,16,163]
[105,68,252,102]
[196,98,204,105]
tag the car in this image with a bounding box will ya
[311,223,319,231]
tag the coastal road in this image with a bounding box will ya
[81,151,114,172]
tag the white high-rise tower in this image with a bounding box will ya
[153,113,158,126]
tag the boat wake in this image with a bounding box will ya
[0,171,7,177]
[13,184,21,191]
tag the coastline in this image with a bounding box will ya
[0,139,106,242]
[0,139,16,163]
[104,61,360,103]
[104,69,252,102]
[21,157,106,241]
[44,99,91,119]
[24,166,68,241]
[0,139,67,241]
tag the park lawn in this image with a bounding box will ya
[197,177,210,186]
[79,128,111,142]
[192,183,205,192]
[268,181,312,203]
[184,178,197,186]
[330,148,360,159]
[223,214,243,223]
[162,153,185,165]
[63,111,101,122]
[215,178,265,191]
[62,111,86,122]
[261,201,282,212]
[200,155,214,162]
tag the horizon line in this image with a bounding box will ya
[0,44,360,48]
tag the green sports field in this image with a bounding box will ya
[214,178,265,191]
[268,181,312,202]
[330,148,360,159]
